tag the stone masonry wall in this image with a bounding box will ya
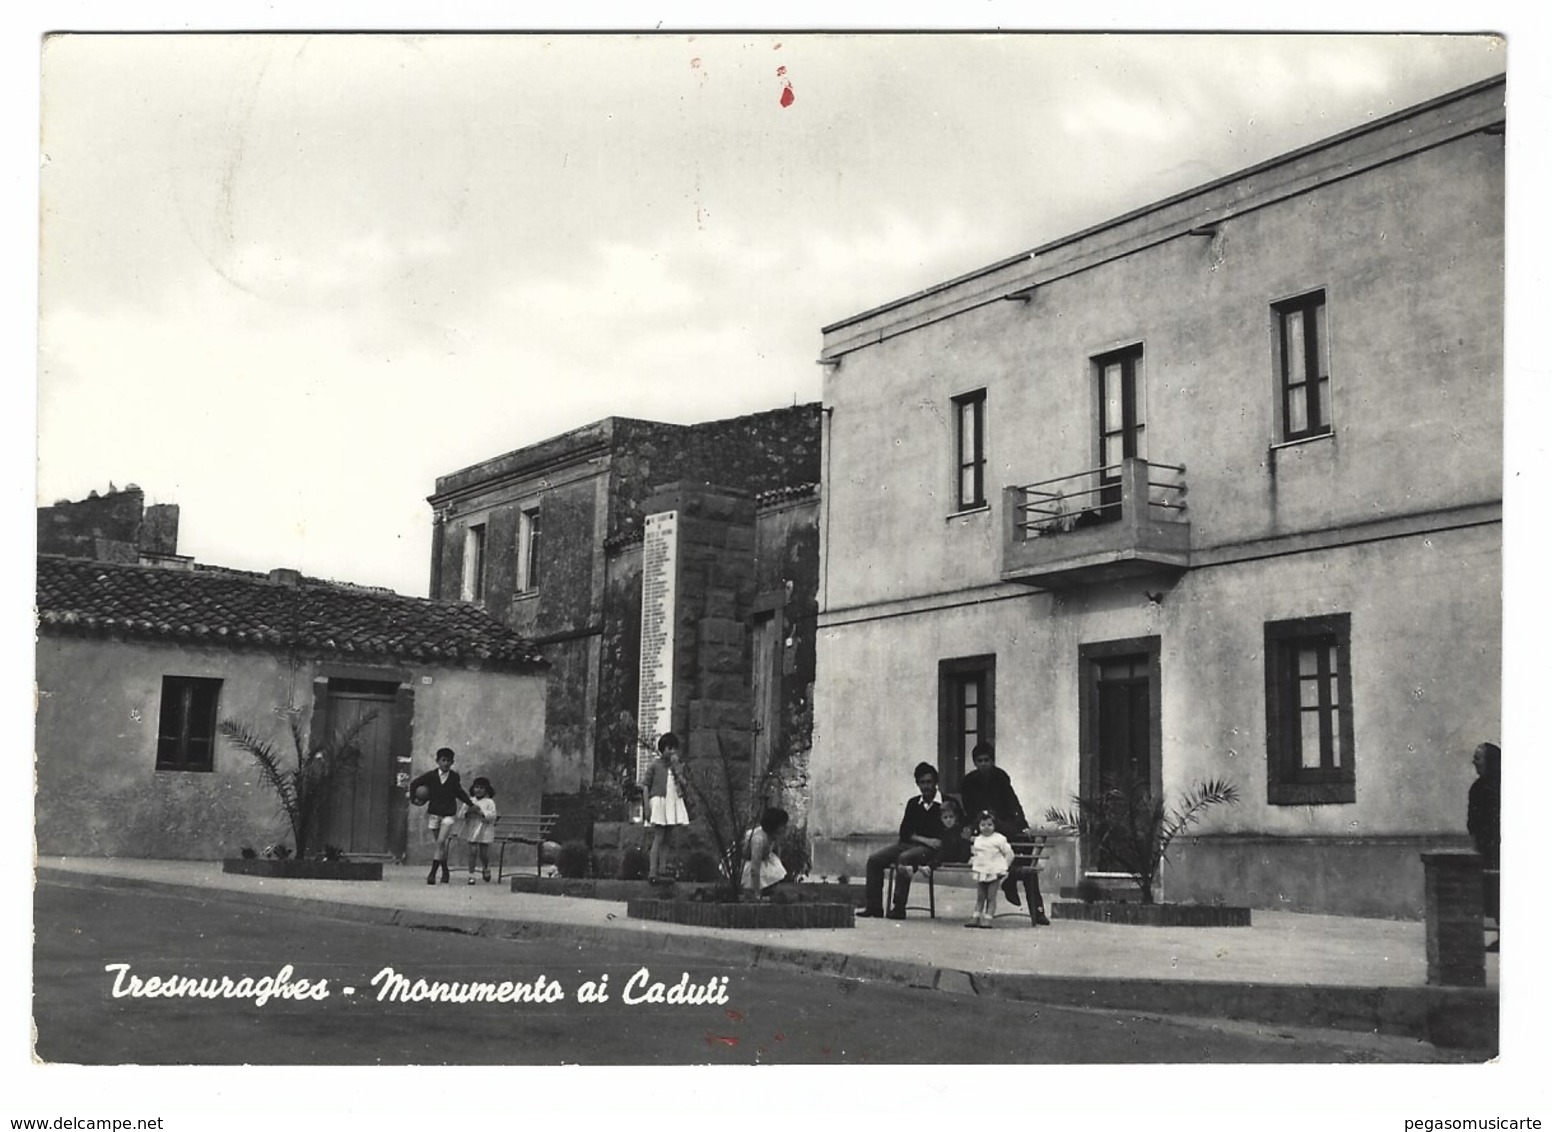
[38,486,180,562]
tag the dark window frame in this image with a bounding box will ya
[155,675,222,772]
[1265,613,1355,805]
[1094,344,1146,473]
[520,506,542,593]
[938,655,995,795]
[462,522,488,602]
[951,389,987,511]
[1274,290,1332,442]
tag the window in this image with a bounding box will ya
[460,524,487,602]
[517,507,542,593]
[938,656,995,794]
[156,676,221,772]
[1274,291,1331,441]
[1265,614,1354,805]
[952,390,987,510]
[1094,346,1146,519]
[1098,341,1148,487]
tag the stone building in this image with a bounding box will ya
[37,483,184,565]
[36,554,548,863]
[427,406,822,842]
[810,76,1504,917]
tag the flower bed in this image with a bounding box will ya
[509,875,664,901]
[510,874,869,908]
[626,898,855,929]
[222,858,383,881]
[1050,901,1251,927]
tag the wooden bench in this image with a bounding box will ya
[886,833,1052,925]
[490,814,560,882]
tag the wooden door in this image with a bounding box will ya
[750,612,780,792]
[321,684,397,856]
[1079,639,1161,876]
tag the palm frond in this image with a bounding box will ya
[220,709,379,859]
[1047,770,1241,903]
[217,719,302,847]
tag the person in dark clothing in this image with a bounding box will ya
[859,763,950,919]
[959,742,1050,925]
[1467,741,1501,950]
[409,747,474,886]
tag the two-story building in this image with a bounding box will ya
[427,406,822,837]
[810,76,1504,918]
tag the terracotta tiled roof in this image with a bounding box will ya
[35,555,546,671]
[755,481,820,507]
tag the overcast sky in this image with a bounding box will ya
[34,32,1508,596]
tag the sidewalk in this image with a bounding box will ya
[35,856,1498,1049]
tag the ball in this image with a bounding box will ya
[412,784,430,805]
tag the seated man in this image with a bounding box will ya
[860,762,952,919]
[960,741,1050,925]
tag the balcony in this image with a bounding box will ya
[1001,458,1191,588]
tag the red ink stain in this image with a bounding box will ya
[776,66,787,77]
[820,1046,833,1056]
[780,85,795,108]
[704,1033,740,1048]
[726,1009,746,1022]
[774,1032,786,1043]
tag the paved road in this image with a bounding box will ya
[32,878,1470,1065]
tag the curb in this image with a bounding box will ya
[37,868,1497,1051]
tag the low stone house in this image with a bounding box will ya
[35,554,547,863]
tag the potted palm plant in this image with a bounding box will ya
[1044,770,1249,926]
[219,709,384,880]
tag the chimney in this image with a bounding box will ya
[268,568,302,587]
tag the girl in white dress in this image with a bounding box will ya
[967,810,1015,929]
[462,777,498,884]
[642,733,691,883]
[743,807,790,898]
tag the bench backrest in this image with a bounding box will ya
[489,814,559,841]
[1009,834,1050,870]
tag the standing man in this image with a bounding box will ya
[960,742,1051,925]
[1468,741,1501,951]
[860,762,949,920]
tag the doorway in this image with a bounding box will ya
[1078,637,1161,873]
[319,680,399,856]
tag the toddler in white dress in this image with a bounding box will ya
[966,811,1015,928]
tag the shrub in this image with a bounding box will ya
[777,840,809,881]
[555,841,592,879]
[1076,877,1105,904]
[591,850,620,880]
[681,849,720,883]
[619,847,651,881]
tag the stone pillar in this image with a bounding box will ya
[638,481,758,835]
[1422,851,1486,987]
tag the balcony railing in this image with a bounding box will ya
[1001,457,1191,587]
